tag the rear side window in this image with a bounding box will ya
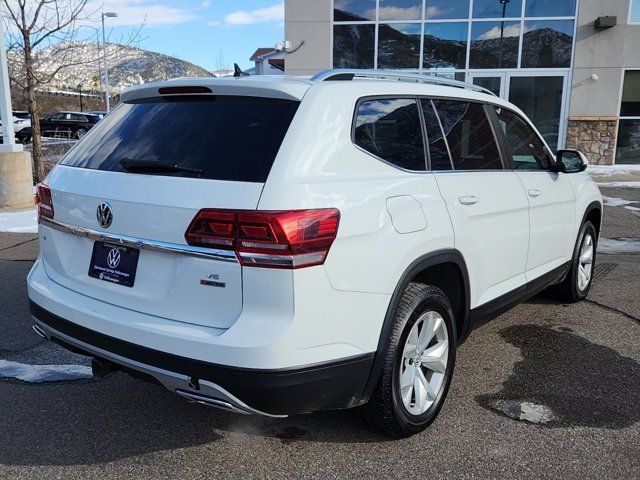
[421,99,453,171]
[60,96,299,183]
[432,100,502,170]
[354,98,426,171]
[494,107,551,170]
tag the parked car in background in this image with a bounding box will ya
[0,112,32,144]
[38,111,102,140]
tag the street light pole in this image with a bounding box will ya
[101,12,118,112]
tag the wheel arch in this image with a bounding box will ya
[360,249,470,403]
[581,200,603,238]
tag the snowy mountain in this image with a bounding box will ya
[10,42,213,94]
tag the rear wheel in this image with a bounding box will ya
[363,283,456,437]
[74,128,87,139]
[550,221,597,303]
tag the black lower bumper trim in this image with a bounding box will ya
[30,301,373,415]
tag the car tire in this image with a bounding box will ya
[549,221,597,303]
[363,283,456,438]
[74,128,87,139]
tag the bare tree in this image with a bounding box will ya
[214,50,227,72]
[2,1,142,182]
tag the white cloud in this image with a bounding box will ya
[201,1,212,8]
[477,24,521,41]
[88,0,198,26]
[223,2,283,26]
[207,20,222,27]
[375,6,422,20]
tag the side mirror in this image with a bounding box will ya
[552,149,588,173]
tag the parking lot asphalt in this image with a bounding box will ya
[0,181,638,479]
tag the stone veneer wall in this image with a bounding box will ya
[565,117,617,165]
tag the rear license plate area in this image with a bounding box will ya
[88,241,140,288]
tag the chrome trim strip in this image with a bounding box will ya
[40,217,238,263]
[33,318,287,418]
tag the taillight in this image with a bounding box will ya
[34,183,54,221]
[185,209,340,269]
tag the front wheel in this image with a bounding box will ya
[363,283,456,437]
[549,221,597,303]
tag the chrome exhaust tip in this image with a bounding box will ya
[175,389,252,415]
[32,324,47,339]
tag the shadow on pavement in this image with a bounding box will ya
[0,373,385,466]
[477,324,640,428]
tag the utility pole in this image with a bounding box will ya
[78,84,83,112]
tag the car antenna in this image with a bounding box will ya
[233,63,249,78]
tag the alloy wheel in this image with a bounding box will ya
[577,233,594,291]
[399,311,449,416]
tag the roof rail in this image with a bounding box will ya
[310,69,496,96]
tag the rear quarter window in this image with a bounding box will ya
[60,96,299,183]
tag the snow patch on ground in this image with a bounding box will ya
[598,238,640,254]
[0,360,92,383]
[588,165,640,176]
[490,400,556,424]
[597,182,640,189]
[602,196,636,207]
[0,208,37,233]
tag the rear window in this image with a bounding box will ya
[60,96,299,182]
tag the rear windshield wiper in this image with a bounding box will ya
[119,159,203,177]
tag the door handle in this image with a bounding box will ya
[528,189,542,197]
[458,195,479,205]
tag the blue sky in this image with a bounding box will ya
[92,1,284,71]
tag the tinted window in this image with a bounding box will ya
[521,20,574,68]
[432,100,502,170]
[423,22,468,69]
[333,24,375,68]
[425,0,469,19]
[421,99,452,170]
[525,0,576,17]
[616,119,640,164]
[470,21,520,69]
[354,98,426,171]
[70,114,87,122]
[473,0,522,18]
[378,0,421,20]
[621,70,640,117]
[378,23,421,69]
[334,0,376,21]
[60,96,299,182]
[495,107,550,170]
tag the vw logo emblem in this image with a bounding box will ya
[97,202,113,229]
[107,248,121,269]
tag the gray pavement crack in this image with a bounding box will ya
[586,298,640,325]
[0,238,37,253]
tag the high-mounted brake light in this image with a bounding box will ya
[158,86,212,95]
[34,183,54,221]
[185,209,340,269]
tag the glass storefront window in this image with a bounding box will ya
[470,21,520,69]
[525,0,576,17]
[521,20,574,68]
[423,22,468,69]
[425,0,470,20]
[616,120,640,164]
[508,76,564,150]
[378,0,422,21]
[617,71,640,164]
[378,23,421,69]
[473,0,522,19]
[632,0,640,23]
[621,71,640,117]
[333,24,375,68]
[334,0,376,21]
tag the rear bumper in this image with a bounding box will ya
[30,301,374,416]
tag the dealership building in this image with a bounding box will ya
[284,0,640,164]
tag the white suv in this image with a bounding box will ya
[28,70,602,437]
